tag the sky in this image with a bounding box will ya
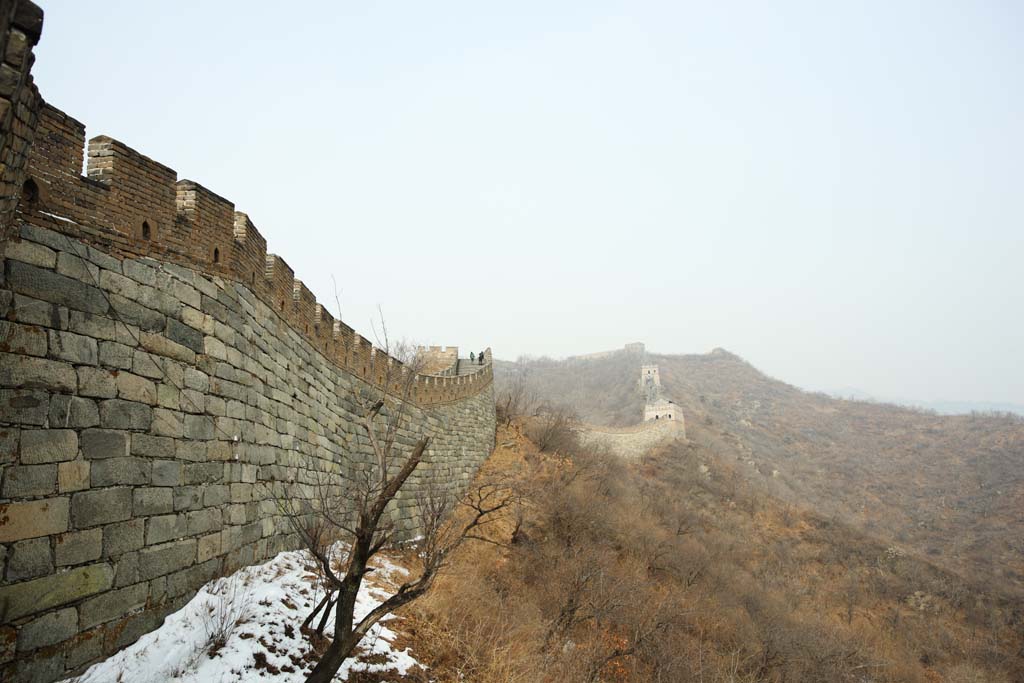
[32,1,1023,405]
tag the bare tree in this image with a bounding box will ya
[271,321,514,683]
[496,363,537,427]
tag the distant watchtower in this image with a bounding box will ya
[639,364,660,389]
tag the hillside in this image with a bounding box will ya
[494,350,1024,599]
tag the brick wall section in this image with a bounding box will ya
[0,224,497,682]
[16,101,495,405]
[0,0,42,238]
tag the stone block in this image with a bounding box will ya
[225,504,247,525]
[98,340,132,369]
[77,365,118,398]
[0,321,46,356]
[146,513,186,545]
[172,486,202,511]
[116,372,157,405]
[0,427,17,465]
[47,395,100,428]
[123,259,156,286]
[0,498,69,542]
[204,335,226,360]
[72,487,132,528]
[165,319,204,354]
[99,399,152,430]
[68,310,117,342]
[16,607,77,651]
[5,261,108,314]
[185,462,222,484]
[203,484,229,506]
[0,562,112,620]
[91,457,151,487]
[55,528,103,566]
[58,460,91,492]
[80,429,129,459]
[150,407,183,437]
[131,349,164,379]
[0,389,49,426]
[230,483,254,503]
[4,239,55,269]
[64,629,104,670]
[133,487,172,516]
[9,294,68,330]
[0,353,75,392]
[3,651,66,683]
[47,329,98,365]
[138,539,195,580]
[131,433,175,458]
[99,269,139,300]
[79,582,148,630]
[196,532,221,563]
[186,507,222,535]
[1,464,56,497]
[183,367,209,392]
[55,251,99,283]
[102,518,145,557]
[6,537,52,581]
[151,459,182,486]
[19,429,77,463]
[156,383,179,409]
[109,294,164,332]
[140,331,195,364]
[183,414,215,440]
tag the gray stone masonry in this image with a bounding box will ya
[0,225,496,682]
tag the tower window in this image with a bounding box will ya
[20,178,39,210]
[141,221,151,240]
[213,247,220,263]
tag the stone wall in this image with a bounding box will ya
[0,5,497,681]
[574,420,685,458]
[0,224,496,682]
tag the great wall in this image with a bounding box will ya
[0,4,496,681]
[572,345,686,457]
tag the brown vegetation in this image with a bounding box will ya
[398,423,1022,683]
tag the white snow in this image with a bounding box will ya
[68,546,423,683]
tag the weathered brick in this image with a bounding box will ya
[0,353,75,392]
[0,563,112,620]
[57,460,91,492]
[55,528,103,566]
[102,518,144,557]
[80,428,129,459]
[99,269,139,300]
[203,483,229,506]
[203,335,226,360]
[91,457,151,487]
[55,251,99,283]
[138,539,195,580]
[146,513,186,545]
[6,537,52,580]
[1,464,56,497]
[122,259,156,286]
[47,329,98,364]
[131,349,163,379]
[5,261,108,314]
[16,608,77,651]
[19,429,77,464]
[133,487,172,516]
[139,331,194,364]
[108,294,164,332]
[0,426,18,465]
[156,383,179,409]
[113,550,139,587]
[71,487,132,528]
[0,321,46,356]
[150,459,182,487]
[99,399,152,430]
[79,582,148,630]
[185,461,222,484]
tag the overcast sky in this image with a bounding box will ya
[34,1,1023,404]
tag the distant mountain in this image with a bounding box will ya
[822,388,1024,417]
[495,348,1024,597]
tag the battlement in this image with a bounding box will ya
[13,101,493,407]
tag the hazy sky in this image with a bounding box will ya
[34,1,1023,404]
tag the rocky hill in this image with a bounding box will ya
[495,349,1024,599]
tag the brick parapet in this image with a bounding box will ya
[14,103,492,407]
